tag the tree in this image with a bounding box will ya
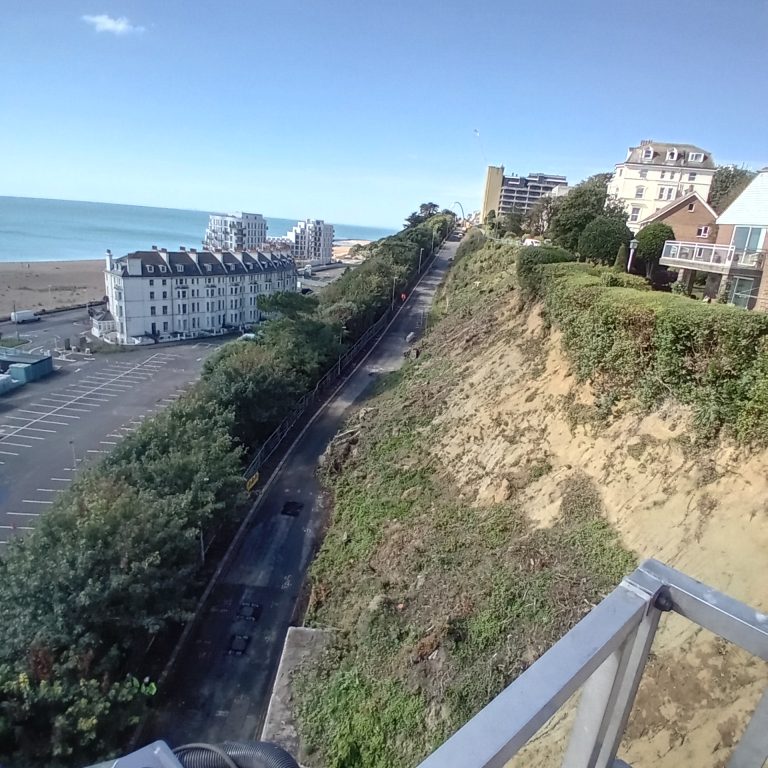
[708,165,756,213]
[484,209,497,228]
[635,222,675,279]
[577,216,632,265]
[524,195,562,236]
[614,243,628,271]
[419,202,439,219]
[499,208,524,237]
[549,174,627,251]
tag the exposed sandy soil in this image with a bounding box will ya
[421,300,768,768]
[0,259,105,317]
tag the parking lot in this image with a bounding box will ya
[0,340,225,544]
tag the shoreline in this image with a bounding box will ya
[0,242,371,317]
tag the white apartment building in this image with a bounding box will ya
[100,246,297,345]
[608,140,716,231]
[203,212,268,251]
[285,219,334,265]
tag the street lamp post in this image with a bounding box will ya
[69,439,76,471]
[419,248,424,272]
[453,201,466,222]
[391,275,397,310]
[628,238,639,273]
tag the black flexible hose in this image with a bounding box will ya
[173,741,299,768]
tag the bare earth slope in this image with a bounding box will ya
[299,241,768,768]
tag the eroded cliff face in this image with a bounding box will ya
[420,299,768,768]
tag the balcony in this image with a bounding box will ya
[660,241,764,275]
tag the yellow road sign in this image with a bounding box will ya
[245,472,260,492]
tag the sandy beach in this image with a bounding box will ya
[0,242,372,317]
[0,259,105,317]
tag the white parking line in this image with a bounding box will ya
[100,441,117,446]
[0,450,19,456]
[0,352,168,441]
[22,499,54,505]
[0,525,35,531]
[87,449,109,453]
[107,433,122,438]
[0,442,32,449]
[50,477,72,482]
[8,511,40,516]
[36,488,57,492]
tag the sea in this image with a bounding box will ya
[0,196,396,263]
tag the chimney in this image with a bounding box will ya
[151,245,158,250]
[179,246,186,251]
[105,249,113,271]
[639,139,653,146]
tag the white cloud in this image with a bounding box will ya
[82,14,144,35]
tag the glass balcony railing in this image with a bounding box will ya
[660,241,764,272]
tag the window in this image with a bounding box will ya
[732,226,766,255]
[205,264,212,272]
[642,147,653,160]
[162,291,167,299]
[688,172,697,181]
[635,186,645,198]
[163,321,169,332]
[666,148,678,161]
[639,169,647,179]
[629,207,641,223]
[688,203,696,212]
[696,225,710,238]
[688,152,704,162]
[162,305,168,315]
[159,265,167,273]
[162,279,167,286]
[149,291,155,299]
[146,265,154,273]
[660,171,666,179]
[728,277,755,309]
[658,187,674,201]
[176,265,183,273]
[149,279,154,286]
[150,306,156,316]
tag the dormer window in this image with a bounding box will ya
[688,152,704,162]
[205,264,212,273]
[146,264,154,273]
[176,264,183,273]
[159,265,167,273]
[666,148,678,162]
[642,146,653,160]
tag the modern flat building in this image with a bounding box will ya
[481,166,568,220]
[100,246,297,344]
[203,212,268,251]
[608,140,716,232]
[285,219,334,265]
[660,169,768,310]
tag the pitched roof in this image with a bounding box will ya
[637,191,717,227]
[622,141,715,170]
[110,249,295,278]
[717,170,768,226]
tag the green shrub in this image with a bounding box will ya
[525,261,768,441]
[516,245,577,299]
[614,243,628,270]
[577,217,632,265]
[599,271,649,290]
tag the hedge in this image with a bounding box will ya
[516,248,768,442]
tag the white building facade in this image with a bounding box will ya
[608,141,716,231]
[285,219,334,265]
[102,246,297,345]
[203,212,268,251]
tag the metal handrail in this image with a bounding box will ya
[417,559,768,768]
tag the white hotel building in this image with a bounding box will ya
[203,212,268,251]
[285,219,334,265]
[98,246,297,345]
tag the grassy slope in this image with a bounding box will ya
[296,240,635,767]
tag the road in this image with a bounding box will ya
[0,306,95,355]
[0,337,225,543]
[146,236,459,747]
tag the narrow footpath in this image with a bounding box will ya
[146,237,459,747]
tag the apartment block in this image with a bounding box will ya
[481,165,567,220]
[203,212,268,251]
[285,219,334,265]
[100,246,297,344]
[609,141,716,232]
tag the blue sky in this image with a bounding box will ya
[2,0,767,228]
